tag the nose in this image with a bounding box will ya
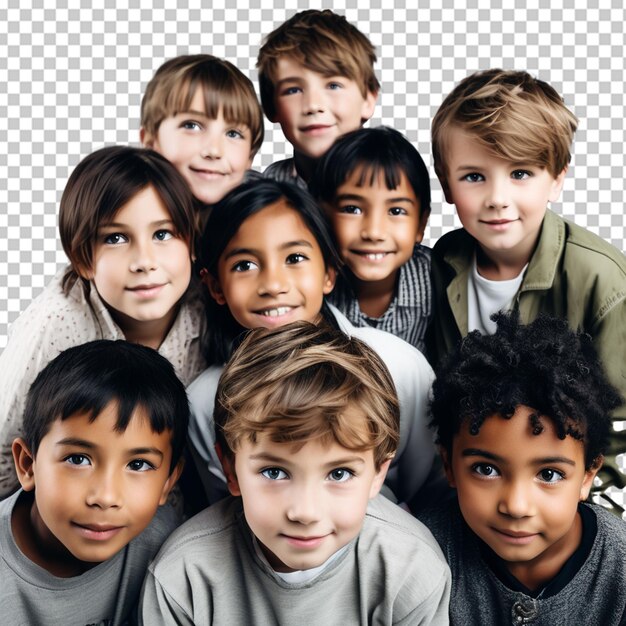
[257,263,289,297]
[302,85,325,115]
[200,128,223,159]
[360,212,386,242]
[85,468,123,509]
[485,177,510,210]
[498,479,534,518]
[129,239,157,273]
[286,482,322,525]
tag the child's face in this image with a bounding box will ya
[223,429,390,573]
[13,402,180,568]
[442,127,566,271]
[444,405,598,589]
[144,89,253,205]
[85,185,191,346]
[207,199,336,329]
[270,57,376,160]
[327,166,427,285]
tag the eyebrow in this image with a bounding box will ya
[98,219,174,230]
[224,240,313,260]
[461,448,576,466]
[336,193,415,205]
[55,438,164,459]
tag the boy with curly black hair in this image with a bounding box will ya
[420,312,626,625]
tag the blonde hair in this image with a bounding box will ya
[214,321,399,469]
[257,10,379,120]
[432,69,578,183]
[140,54,264,156]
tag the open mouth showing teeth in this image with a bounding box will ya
[257,307,293,317]
[356,252,388,261]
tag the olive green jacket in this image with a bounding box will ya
[428,210,626,501]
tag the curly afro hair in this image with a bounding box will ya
[430,312,622,469]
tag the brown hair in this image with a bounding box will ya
[432,69,578,184]
[257,10,379,120]
[214,321,399,469]
[59,146,196,292]
[141,54,264,156]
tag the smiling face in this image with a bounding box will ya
[147,89,253,205]
[328,166,426,286]
[86,185,192,348]
[208,199,336,330]
[270,57,376,161]
[224,430,389,573]
[444,405,598,590]
[12,403,180,574]
[443,127,566,277]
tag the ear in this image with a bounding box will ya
[439,446,457,488]
[322,266,337,295]
[158,458,184,505]
[548,166,568,203]
[360,89,378,124]
[205,273,227,305]
[12,438,36,492]
[140,126,154,148]
[216,443,241,497]
[368,458,392,499]
[579,455,602,501]
[415,204,431,245]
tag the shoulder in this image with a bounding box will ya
[589,503,626,547]
[187,366,223,416]
[148,498,243,579]
[263,158,295,180]
[329,305,434,385]
[432,227,474,260]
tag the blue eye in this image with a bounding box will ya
[261,467,288,480]
[538,468,564,483]
[327,82,342,90]
[512,170,532,180]
[154,229,174,241]
[226,129,245,139]
[182,120,202,131]
[328,468,353,482]
[232,260,258,272]
[128,459,155,472]
[65,454,91,466]
[463,173,484,183]
[103,233,127,245]
[282,86,301,96]
[472,463,499,477]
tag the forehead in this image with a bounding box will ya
[274,56,353,82]
[102,185,170,226]
[339,164,416,197]
[452,406,586,467]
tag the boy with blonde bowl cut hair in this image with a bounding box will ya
[420,313,626,625]
[140,54,264,211]
[258,9,379,186]
[141,322,450,625]
[427,69,626,508]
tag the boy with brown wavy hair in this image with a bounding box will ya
[141,322,450,625]
[257,10,379,186]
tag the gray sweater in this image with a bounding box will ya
[140,495,451,625]
[420,499,626,625]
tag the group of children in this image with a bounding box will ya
[0,8,624,625]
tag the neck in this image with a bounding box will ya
[354,272,397,318]
[475,244,533,281]
[109,305,179,350]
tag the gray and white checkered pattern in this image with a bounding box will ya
[1,2,625,498]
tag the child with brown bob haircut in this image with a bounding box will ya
[141,322,450,625]
[258,9,379,186]
[140,54,264,219]
[421,313,626,625]
[427,69,626,510]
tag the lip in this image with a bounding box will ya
[350,250,392,262]
[125,283,166,298]
[281,534,329,549]
[190,167,227,179]
[492,528,539,545]
[299,124,334,135]
[479,219,519,231]
[72,522,124,541]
